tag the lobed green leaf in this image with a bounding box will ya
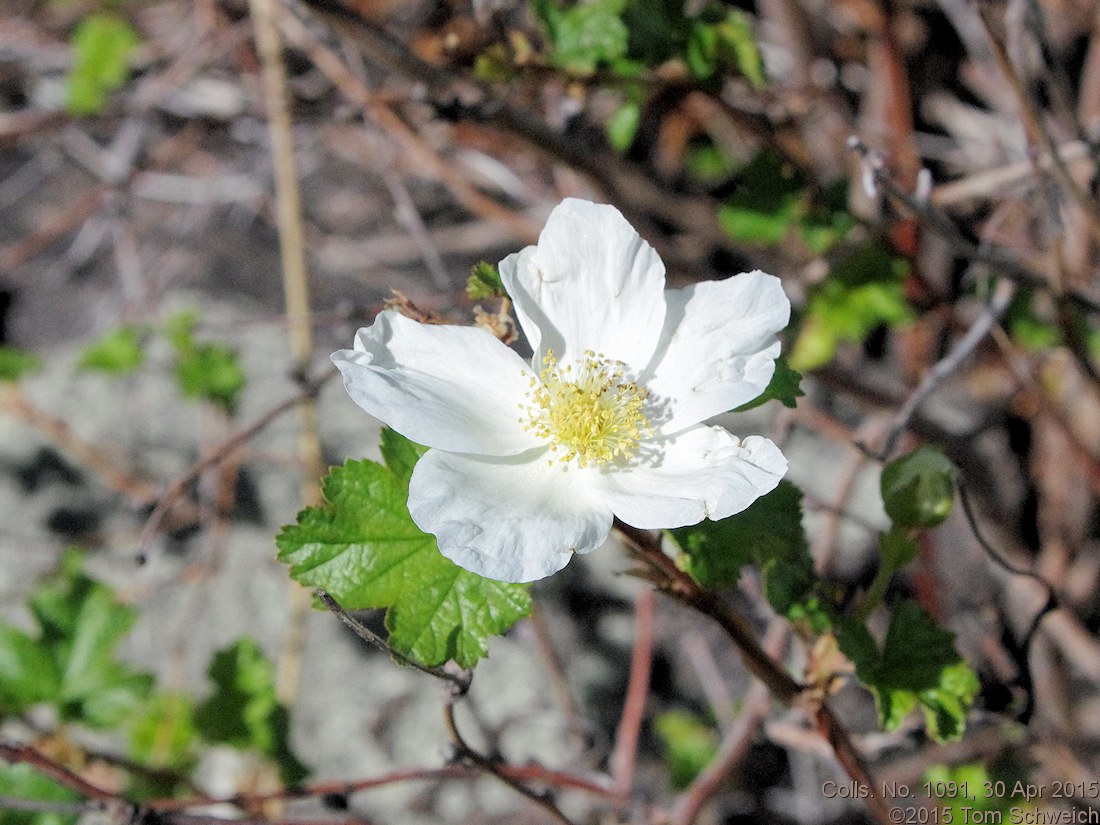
[837,600,977,742]
[466,261,507,301]
[276,459,530,669]
[733,356,803,411]
[671,480,814,616]
[195,639,308,785]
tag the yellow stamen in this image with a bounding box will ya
[522,349,649,467]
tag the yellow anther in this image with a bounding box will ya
[522,349,650,467]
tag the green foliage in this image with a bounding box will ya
[77,326,145,375]
[130,692,197,773]
[718,151,804,245]
[881,446,957,529]
[0,550,152,728]
[166,310,246,415]
[466,261,507,301]
[672,481,816,616]
[837,601,978,741]
[654,710,718,789]
[0,762,79,825]
[733,357,803,411]
[790,242,913,371]
[533,0,629,74]
[66,12,139,115]
[800,182,857,255]
[686,11,764,87]
[379,427,428,484]
[276,446,531,669]
[195,639,308,786]
[620,0,694,66]
[684,142,734,186]
[607,98,641,152]
[1004,289,1059,351]
[0,346,42,383]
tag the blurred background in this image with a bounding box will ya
[1,0,1099,823]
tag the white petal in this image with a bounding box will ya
[643,271,791,433]
[332,311,537,455]
[592,426,787,529]
[500,199,666,370]
[408,449,613,583]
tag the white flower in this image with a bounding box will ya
[332,199,791,583]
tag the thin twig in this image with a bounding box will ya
[314,589,472,693]
[527,599,587,747]
[849,136,1100,316]
[958,483,1059,723]
[975,5,1100,248]
[0,386,161,506]
[609,587,655,797]
[613,522,894,825]
[670,681,771,825]
[247,0,326,709]
[0,743,117,802]
[876,278,1016,459]
[443,698,579,825]
[670,620,787,825]
[136,367,336,561]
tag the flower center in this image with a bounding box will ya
[522,349,650,467]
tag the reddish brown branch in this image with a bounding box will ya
[614,521,893,825]
[610,587,656,797]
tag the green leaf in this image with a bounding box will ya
[685,142,734,186]
[607,99,641,152]
[672,481,814,615]
[0,763,80,825]
[718,150,803,245]
[379,428,428,487]
[685,22,719,80]
[919,661,980,742]
[164,310,246,414]
[66,13,139,115]
[6,550,153,729]
[881,446,957,529]
[0,625,63,714]
[0,346,42,383]
[55,580,152,728]
[174,343,246,415]
[129,693,197,774]
[715,11,765,89]
[733,357,803,411]
[77,326,145,375]
[654,710,718,790]
[466,261,506,300]
[164,309,199,351]
[790,242,913,371]
[276,460,530,668]
[837,601,976,741]
[546,0,629,74]
[195,640,308,785]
